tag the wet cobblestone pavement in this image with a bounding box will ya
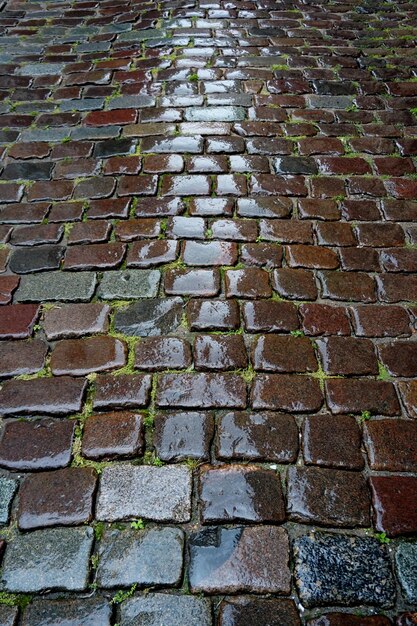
[0,0,416,622]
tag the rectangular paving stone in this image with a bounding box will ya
[135,337,192,371]
[141,136,203,153]
[43,303,110,340]
[96,527,183,588]
[251,374,323,412]
[187,299,240,331]
[21,598,111,626]
[302,415,364,470]
[216,411,298,463]
[194,335,247,371]
[395,542,417,605]
[50,336,126,376]
[120,594,212,626]
[200,465,285,524]
[154,412,214,462]
[252,335,317,373]
[96,464,192,522]
[189,526,290,594]
[165,269,220,297]
[0,376,87,415]
[0,419,75,470]
[82,412,144,460]
[114,298,183,337]
[185,107,245,121]
[0,339,47,378]
[364,419,417,472]
[16,63,65,75]
[307,95,353,109]
[97,269,160,299]
[15,271,97,302]
[370,476,417,537]
[287,466,370,527]
[157,373,247,408]
[18,467,97,530]
[1,527,94,592]
[9,245,64,275]
[325,379,400,415]
[218,597,301,626]
[93,374,152,409]
[294,532,395,608]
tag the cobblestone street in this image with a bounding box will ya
[0,0,416,623]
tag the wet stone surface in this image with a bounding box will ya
[0,476,17,525]
[0,419,75,470]
[216,411,298,462]
[1,527,94,592]
[370,476,417,536]
[50,336,126,376]
[187,299,240,331]
[199,465,285,524]
[364,419,417,472]
[302,415,364,470]
[17,467,97,530]
[43,303,110,340]
[15,271,96,302]
[0,304,39,338]
[218,597,301,626]
[96,464,192,522]
[287,466,370,527]
[189,525,290,594]
[1,0,417,619]
[93,374,151,409]
[294,532,396,607]
[135,336,192,370]
[82,412,144,460]
[154,412,214,461]
[114,298,183,336]
[21,598,112,626]
[96,527,184,588]
[97,269,160,299]
[157,373,247,409]
[395,542,417,604]
[0,339,47,378]
[120,594,212,626]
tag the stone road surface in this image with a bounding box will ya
[0,0,416,623]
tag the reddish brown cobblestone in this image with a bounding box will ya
[0,0,416,620]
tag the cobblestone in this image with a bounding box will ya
[0,476,17,525]
[15,271,96,302]
[96,527,183,588]
[294,532,395,608]
[199,465,285,524]
[120,594,212,626]
[218,597,301,626]
[21,598,111,626]
[96,464,192,522]
[1,527,93,592]
[154,411,213,461]
[287,466,370,527]
[189,526,290,594]
[0,0,416,619]
[17,467,97,530]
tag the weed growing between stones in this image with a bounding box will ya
[112,583,137,604]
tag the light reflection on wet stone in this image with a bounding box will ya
[189,525,290,594]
